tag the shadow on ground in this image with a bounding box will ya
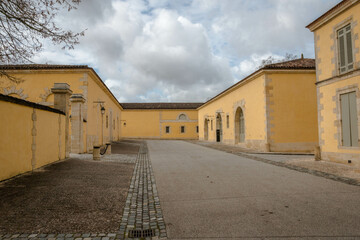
[0,141,141,234]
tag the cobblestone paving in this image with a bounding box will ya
[189,140,360,187]
[0,142,166,240]
[119,142,167,239]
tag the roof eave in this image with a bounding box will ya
[306,0,358,32]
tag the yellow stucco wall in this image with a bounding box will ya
[0,69,123,153]
[268,72,318,152]
[0,100,66,181]
[199,74,267,150]
[86,73,122,148]
[311,2,360,166]
[198,70,318,152]
[318,78,360,165]
[121,109,199,139]
[314,2,360,82]
[0,71,83,105]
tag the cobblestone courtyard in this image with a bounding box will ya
[0,140,166,240]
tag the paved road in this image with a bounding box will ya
[147,140,360,239]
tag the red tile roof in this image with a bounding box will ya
[121,102,203,109]
[0,64,89,70]
[262,58,315,69]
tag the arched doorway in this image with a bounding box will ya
[216,113,222,142]
[204,119,209,141]
[235,107,245,144]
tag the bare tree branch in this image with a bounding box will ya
[257,53,298,69]
[0,0,84,82]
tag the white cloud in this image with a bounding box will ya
[31,0,340,102]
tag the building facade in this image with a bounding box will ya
[198,58,318,153]
[307,0,360,166]
[0,65,123,153]
[121,103,201,139]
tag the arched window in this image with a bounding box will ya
[178,113,188,120]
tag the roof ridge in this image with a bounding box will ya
[264,58,314,67]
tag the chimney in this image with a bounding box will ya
[301,53,304,59]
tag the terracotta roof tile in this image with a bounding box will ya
[0,64,89,70]
[262,58,315,69]
[121,102,203,109]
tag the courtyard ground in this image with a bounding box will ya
[189,140,360,184]
[149,140,360,239]
[0,140,138,234]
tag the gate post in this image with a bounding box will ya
[70,94,86,154]
[51,83,72,158]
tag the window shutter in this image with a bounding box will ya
[346,30,353,70]
[348,92,359,147]
[341,94,351,146]
[339,34,346,72]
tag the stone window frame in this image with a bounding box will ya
[233,100,246,144]
[335,84,360,149]
[332,16,358,77]
[180,125,185,134]
[177,113,189,121]
[165,126,171,134]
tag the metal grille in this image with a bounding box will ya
[128,229,155,238]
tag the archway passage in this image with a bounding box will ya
[216,113,222,142]
[204,119,209,141]
[235,107,245,144]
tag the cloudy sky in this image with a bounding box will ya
[33,0,340,103]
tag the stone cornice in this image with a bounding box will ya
[307,0,359,32]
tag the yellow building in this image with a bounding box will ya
[121,103,201,139]
[307,0,360,166]
[0,94,67,181]
[0,65,123,153]
[198,58,318,153]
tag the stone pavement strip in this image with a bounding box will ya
[0,142,166,240]
[190,140,360,187]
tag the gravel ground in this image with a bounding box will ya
[0,141,139,234]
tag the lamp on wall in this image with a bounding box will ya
[101,106,105,145]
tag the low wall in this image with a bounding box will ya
[0,94,66,181]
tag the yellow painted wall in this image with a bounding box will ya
[311,2,360,165]
[268,72,318,152]
[0,100,66,181]
[314,2,360,82]
[0,71,84,105]
[0,69,123,152]
[318,78,360,164]
[121,110,160,138]
[86,73,122,147]
[199,74,267,150]
[121,109,199,139]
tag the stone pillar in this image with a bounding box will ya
[93,146,100,161]
[70,94,86,154]
[314,145,321,161]
[51,83,72,158]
